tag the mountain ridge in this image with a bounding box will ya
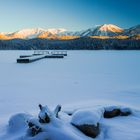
[0,24,140,40]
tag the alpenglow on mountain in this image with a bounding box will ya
[0,24,140,40]
[2,28,67,39]
[80,24,124,36]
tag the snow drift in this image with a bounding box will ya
[0,104,140,140]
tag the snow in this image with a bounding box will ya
[38,105,52,120]
[47,28,67,34]
[71,108,103,125]
[9,28,45,39]
[81,24,123,36]
[104,105,131,113]
[6,28,67,39]
[123,24,140,36]
[17,54,46,61]
[0,50,140,140]
[0,24,139,39]
[100,113,140,140]
[99,24,123,32]
[1,105,140,140]
[8,113,32,133]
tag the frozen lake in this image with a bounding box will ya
[0,50,140,122]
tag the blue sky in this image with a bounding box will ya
[0,0,139,32]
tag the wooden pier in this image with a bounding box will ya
[17,51,67,63]
[45,55,64,58]
[17,55,45,63]
[51,51,67,56]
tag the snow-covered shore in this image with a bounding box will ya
[0,50,140,140]
[1,104,140,140]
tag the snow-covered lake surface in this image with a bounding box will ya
[0,50,140,140]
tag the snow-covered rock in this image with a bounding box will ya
[104,106,131,118]
[8,113,32,133]
[71,108,103,126]
[1,104,140,140]
[71,108,103,138]
[27,118,42,137]
[38,104,51,123]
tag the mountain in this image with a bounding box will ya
[37,31,56,39]
[47,28,66,34]
[7,28,66,39]
[37,28,66,39]
[0,24,140,40]
[0,33,9,40]
[7,28,45,39]
[81,24,124,37]
[58,30,84,36]
[37,24,124,38]
[129,34,140,40]
[123,25,140,36]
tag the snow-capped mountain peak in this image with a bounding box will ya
[0,24,139,40]
[99,24,123,32]
[8,28,46,39]
[81,24,124,37]
[7,28,67,39]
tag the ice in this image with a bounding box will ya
[0,50,140,140]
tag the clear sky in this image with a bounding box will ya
[0,0,140,32]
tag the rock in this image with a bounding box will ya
[39,113,50,123]
[38,104,62,123]
[28,125,42,137]
[72,123,100,138]
[104,108,131,118]
[71,109,102,138]
[104,109,121,118]
[120,111,131,116]
[53,105,61,118]
[38,104,51,123]
[27,119,42,137]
